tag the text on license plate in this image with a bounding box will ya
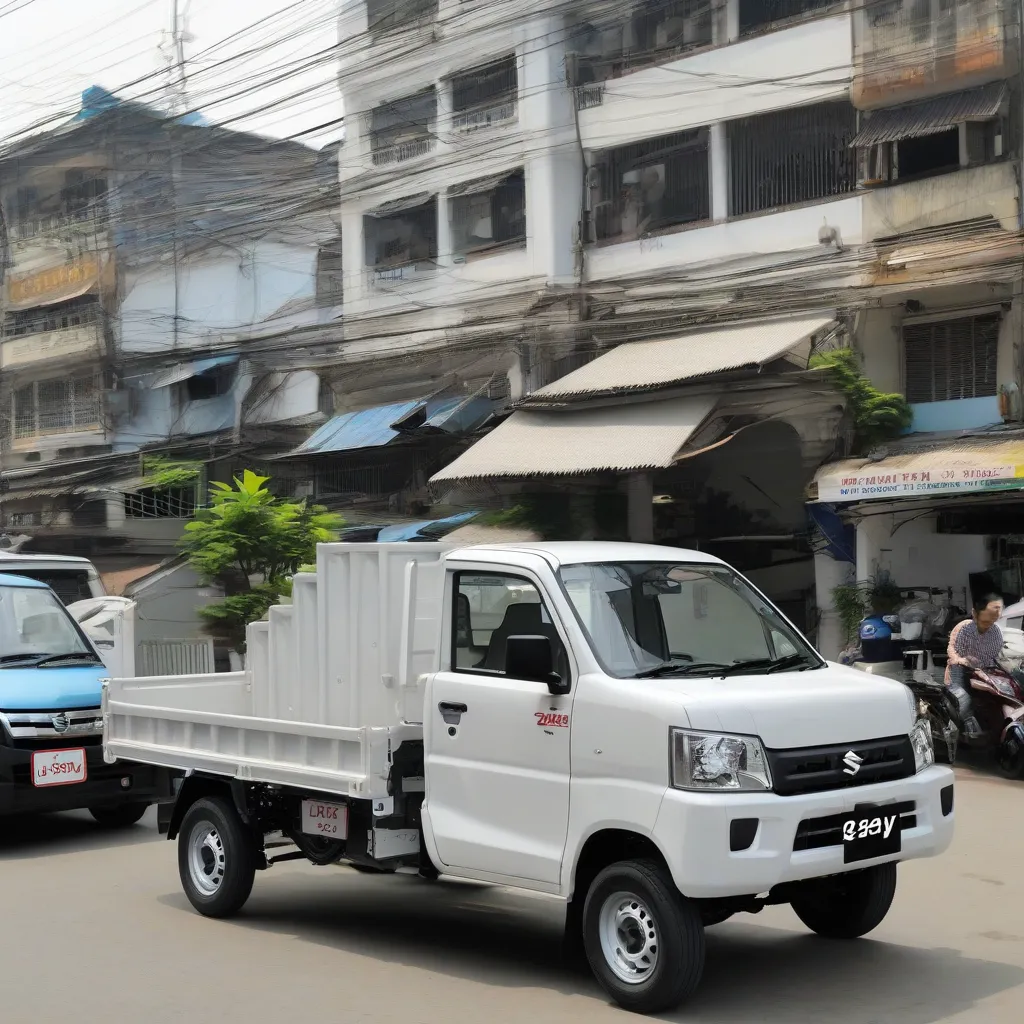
[301,798,348,838]
[31,748,87,788]
[842,807,901,864]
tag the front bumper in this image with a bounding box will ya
[653,764,955,899]
[0,741,175,816]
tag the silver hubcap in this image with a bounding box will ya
[188,822,226,897]
[598,891,660,985]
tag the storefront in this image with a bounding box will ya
[809,431,1024,657]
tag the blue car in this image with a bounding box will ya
[0,573,173,824]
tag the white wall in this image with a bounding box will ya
[247,370,322,425]
[119,242,317,355]
[577,14,853,150]
[587,196,864,282]
[126,561,219,644]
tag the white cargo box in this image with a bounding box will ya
[103,544,451,797]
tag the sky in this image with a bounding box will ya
[0,0,342,149]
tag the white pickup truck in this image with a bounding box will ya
[103,542,954,1013]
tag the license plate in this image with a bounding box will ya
[841,806,901,864]
[301,798,348,839]
[31,748,87,788]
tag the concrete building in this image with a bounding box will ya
[0,87,340,571]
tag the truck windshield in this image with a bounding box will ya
[558,562,821,679]
[0,585,96,667]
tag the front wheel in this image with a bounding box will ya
[791,863,897,939]
[178,796,258,918]
[89,802,149,828]
[582,859,705,1014]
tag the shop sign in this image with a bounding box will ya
[817,464,1024,503]
[5,256,104,310]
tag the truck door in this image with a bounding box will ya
[423,568,574,886]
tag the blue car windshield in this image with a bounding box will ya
[0,585,93,663]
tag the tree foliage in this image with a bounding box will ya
[181,470,342,651]
[809,348,912,454]
[142,455,203,489]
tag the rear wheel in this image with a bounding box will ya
[791,863,897,939]
[89,802,149,828]
[178,796,257,918]
[582,859,705,1014]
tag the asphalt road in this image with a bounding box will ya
[4,765,1023,1024]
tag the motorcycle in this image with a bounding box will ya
[959,665,1024,779]
[905,672,959,765]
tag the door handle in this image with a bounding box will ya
[438,701,468,726]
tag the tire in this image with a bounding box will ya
[582,859,705,1014]
[791,863,897,939]
[995,730,1024,779]
[89,802,149,828]
[178,796,258,918]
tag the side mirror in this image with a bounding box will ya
[506,635,570,695]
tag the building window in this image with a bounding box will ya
[367,0,437,35]
[364,196,438,278]
[858,112,1005,187]
[185,363,236,402]
[12,375,101,440]
[589,129,710,243]
[369,89,436,166]
[729,102,857,217]
[315,240,344,307]
[124,485,197,519]
[569,0,713,86]
[739,0,836,36]
[451,56,518,131]
[450,170,526,257]
[3,298,100,338]
[61,170,108,221]
[903,313,1000,404]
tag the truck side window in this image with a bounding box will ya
[452,573,568,679]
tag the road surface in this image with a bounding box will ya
[4,765,1022,1024]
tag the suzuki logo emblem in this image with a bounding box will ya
[51,713,70,734]
[842,750,864,776]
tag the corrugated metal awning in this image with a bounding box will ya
[531,315,834,401]
[366,192,433,217]
[421,394,497,433]
[448,171,515,198]
[289,399,424,455]
[850,82,1006,148]
[812,435,1024,504]
[150,354,238,389]
[430,396,717,481]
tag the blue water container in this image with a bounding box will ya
[859,615,895,662]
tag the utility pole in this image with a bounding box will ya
[167,0,190,352]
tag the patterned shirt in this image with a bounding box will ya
[945,619,1003,685]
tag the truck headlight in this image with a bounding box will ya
[909,717,934,773]
[670,728,772,792]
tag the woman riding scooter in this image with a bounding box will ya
[946,593,1005,739]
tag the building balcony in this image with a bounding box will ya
[0,319,104,372]
[9,374,106,453]
[862,161,1019,240]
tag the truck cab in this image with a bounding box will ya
[0,573,172,824]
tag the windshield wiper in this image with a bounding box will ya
[32,652,103,668]
[719,654,815,677]
[635,661,731,679]
[0,653,50,667]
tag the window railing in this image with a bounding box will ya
[367,0,438,35]
[12,377,101,441]
[9,207,108,243]
[370,136,434,166]
[453,99,517,132]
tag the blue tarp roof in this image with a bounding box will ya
[294,400,423,455]
[292,395,497,457]
[376,510,479,542]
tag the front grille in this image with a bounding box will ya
[766,735,915,796]
[793,800,916,851]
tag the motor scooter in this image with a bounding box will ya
[958,665,1024,779]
